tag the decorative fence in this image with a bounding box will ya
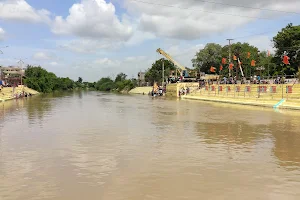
[194,83,300,100]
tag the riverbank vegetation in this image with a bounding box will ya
[24,66,137,93]
[145,23,300,82]
[191,24,300,77]
[24,66,76,93]
[95,73,137,92]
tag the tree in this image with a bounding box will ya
[255,51,277,77]
[273,23,300,75]
[94,73,137,92]
[115,73,127,82]
[24,66,77,92]
[24,66,58,93]
[78,77,83,83]
[87,82,96,89]
[221,42,260,78]
[145,58,175,85]
[95,77,115,91]
[192,43,223,74]
[192,42,263,78]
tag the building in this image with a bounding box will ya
[0,66,25,86]
[138,71,147,86]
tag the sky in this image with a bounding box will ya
[0,0,299,82]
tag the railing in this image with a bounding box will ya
[216,75,299,85]
[191,83,300,101]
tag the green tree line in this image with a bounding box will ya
[192,24,300,78]
[145,23,300,82]
[94,73,137,92]
[24,66,137,93]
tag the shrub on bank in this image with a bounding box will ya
[95,75,137,92]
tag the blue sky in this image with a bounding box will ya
[0,0,300,81]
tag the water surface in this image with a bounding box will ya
[1,91,300,200]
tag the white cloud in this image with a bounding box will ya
[33,52,55,60]
[246,35,276,54]
[269,1,300,13]
[93,58,121,66]
[0,0,50,23]
[124,56,146,62]
[49,61,58,66]
[66,55,153,81]
[124,0,300,40]
[57,39,123,53]
[56,31,156,53]
[0,27,5,41]
[124,29,156,46]
[51,0,133,41]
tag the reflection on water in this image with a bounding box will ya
[1,92,300,200]
[195,121,267,145]
[272,118,300,170]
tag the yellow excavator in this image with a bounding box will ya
[156,48,198,82]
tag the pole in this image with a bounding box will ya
[238,58,244,77]
[268,61,270,81]
[162,61,164,86]
[258,68,261,98]
[227,39,234,77]
[282,64,284,99]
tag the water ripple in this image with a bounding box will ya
[1,92,300,199]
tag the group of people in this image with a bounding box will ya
[178,87,190,96]
[14,91,32,98]
[150,86,166,96]
[217,75,273,85]
[273,76,287,84]
[200,74,293,86]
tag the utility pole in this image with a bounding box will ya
[227,39,234,77]
[162,61,165,86]
[15,58,27,86]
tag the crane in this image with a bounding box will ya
[156,48,189,78]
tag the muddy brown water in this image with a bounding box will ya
[1,91,300,200]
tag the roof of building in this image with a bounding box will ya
[0,66,23,70]
[1,66,25,75]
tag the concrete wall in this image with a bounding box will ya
[166,82,199,97]
[166,84,178,97]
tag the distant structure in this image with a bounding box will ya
[137,71,147,86]
[0,66,25,86]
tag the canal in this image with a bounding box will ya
[1,91,300,200]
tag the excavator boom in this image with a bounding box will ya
[156,48,200,82]
[156,48,186,72]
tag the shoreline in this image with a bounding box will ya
[181,95,300,110]
[0,86,39,102]
[128,86,153,95]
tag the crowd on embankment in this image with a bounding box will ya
[180,81,300,110]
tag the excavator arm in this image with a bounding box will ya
[156,48,186,76]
